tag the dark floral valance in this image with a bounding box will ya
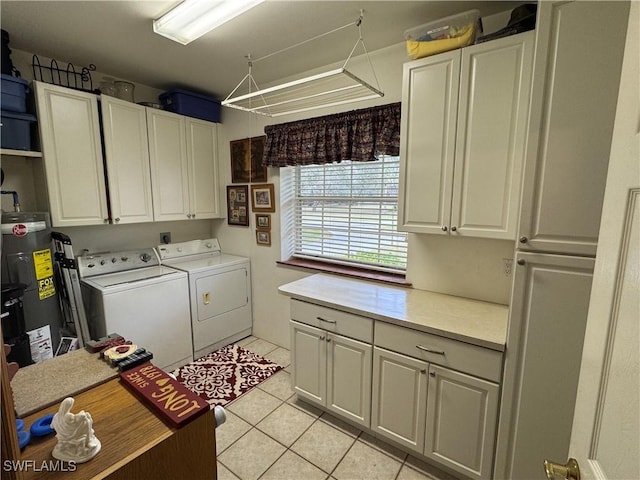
[263,102,401,167]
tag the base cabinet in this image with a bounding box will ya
[425,364,499,480]
[291,320,372,428]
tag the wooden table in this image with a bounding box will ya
[18,379,217,480]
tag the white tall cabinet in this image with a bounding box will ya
[495,2,631,479]
[398,32,533,239]
[147,109,221,222]
[34,81,109,226]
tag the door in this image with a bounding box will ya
[546,4,638,479]
[451,32,533,239]
[371,346,428,453]
[186,118,220,219]
[517,0,629,256]
[34,82,108,226]
[326,333,371,428]
[425,364,498,480]
[398,51,459,234]
[101,96,154,224]
[147,108,190,221]
[290,320,326,405]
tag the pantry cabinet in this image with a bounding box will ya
[147,108,221,222]
[290,300,373,428]
[34,81,109,226]
[100,95,154,224]
[398,31,534,239]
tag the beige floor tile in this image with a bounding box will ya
[358,432,408,462]
[243,338,279,356]
[333,440,402,480]
[404,456,459,480]
[291,419,356,473]
[218,428,286,480]
[227,387,282,425]
[319,412,362,438]
[260,450,328,480]
[287,395,323,418]
[264,347,291,367]
[215,411,252,453]
[256,402,316,447]
[258,370,294,400]
[216,462,240,480]
[235,335,257,347]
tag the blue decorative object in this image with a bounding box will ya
[30,413,55,437]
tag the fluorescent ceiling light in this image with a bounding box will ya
[153,0,264,45]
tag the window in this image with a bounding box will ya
[290,156,407,272]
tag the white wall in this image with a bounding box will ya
[215,41,515,349]
[3,42,515,350]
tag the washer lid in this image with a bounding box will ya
[81,266,183,288]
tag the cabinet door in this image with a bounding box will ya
[147,109,190,221]
[34,82,108,226]
[326,333,372,428]
[101,96,154,224]
[371,347,427,453]
[425,364,499,480]
[517,1,629,255]
[186,118,221,219]
[398,51,459,234]
[290,320,326,406]
[451,32,534,239]
[495,252,595,480]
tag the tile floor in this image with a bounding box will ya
[217,336,458,480]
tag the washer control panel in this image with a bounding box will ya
[77,248,160,278]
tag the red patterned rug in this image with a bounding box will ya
[172,344,284,408]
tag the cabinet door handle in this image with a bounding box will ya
[317,317,337,324]
[326,336,331,343]
[441,226,448,232]
[519,236,528,243]
[192,213,196,218]
[517,259,526,266]
[203,292,210,305]
[114,217,120,223]
[450,226,457,232]
[416,345,445,355]
[420,368,427,374]
[320,336,325,341]
[429,371,436,377]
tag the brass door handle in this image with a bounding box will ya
[203,292,210,305]
[544,458,580,480]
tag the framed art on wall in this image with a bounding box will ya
[226,185,249,226]
[230,135,267,183]
[255,214,270,230]
[256,230,271,246]
[250,183,275,213]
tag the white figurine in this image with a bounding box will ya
[51,397,101,463]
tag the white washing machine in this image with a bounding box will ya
[157,239,253,359]
[78,248,193,372]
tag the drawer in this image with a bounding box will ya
[290,299,373,343]
[374,322,502,382]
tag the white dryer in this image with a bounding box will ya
[157,239,252,359]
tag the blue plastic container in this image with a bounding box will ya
[0,74,29,113]
[159,88,221,123]
[0,110,37,150]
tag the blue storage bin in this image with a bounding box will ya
[159,88,221,123]
[0,110,37,150]
[1,74,29,113]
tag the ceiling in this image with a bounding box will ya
[0,1,523,100]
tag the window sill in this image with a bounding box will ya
[277,257,412,288]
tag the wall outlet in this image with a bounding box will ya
[160,232,171,244]
[503,258,513,276]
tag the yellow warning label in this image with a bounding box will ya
[33,249,54,280]
[38,276,56,300]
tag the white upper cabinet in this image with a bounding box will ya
[147,109,221,221]
[398,32,534,239]
[516,1,629,256]
[34,81,109,227]
[100,95,154,224]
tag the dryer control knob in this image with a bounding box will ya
[140,253,152,262]
[100,260,106,266]
[205,243,212,248]
[121,256,128,262]
[111,257,117,263]
[177,247,183,253]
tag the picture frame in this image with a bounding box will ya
[256,230,271,246]
[250,183,275,213]
[230,135,267,183]
[226,185,249,226]
[255,214,271,230]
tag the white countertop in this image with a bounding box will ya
[278,274,509,351]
